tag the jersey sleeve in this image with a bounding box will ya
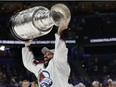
[22,46,44,77]
[54,33,68,61]
[53,34,70,75]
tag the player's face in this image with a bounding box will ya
[44,51,54,67]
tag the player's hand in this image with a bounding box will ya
[24,39,33,47]
[57,23,68,35]
[40,77,53,87]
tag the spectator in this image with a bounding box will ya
[92,81,100,87]
[107,79,113,87]
[22,80,30,87]
[74,82,86,87]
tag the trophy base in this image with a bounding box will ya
[10,26,30,41]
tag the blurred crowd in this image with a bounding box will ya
[0,59,115,87]
[0,46,115,87]
[0,63,38,87]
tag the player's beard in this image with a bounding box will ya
[44,60,50,68]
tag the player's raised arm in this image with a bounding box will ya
[22,41,43,76]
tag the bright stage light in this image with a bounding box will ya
[0,46,5,51]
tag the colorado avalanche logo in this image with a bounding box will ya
[39,70,50,82]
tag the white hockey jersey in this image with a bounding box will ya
[22,33,73,87]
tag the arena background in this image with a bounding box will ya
[0,1,116,87]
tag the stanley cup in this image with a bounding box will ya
[10,3,71,41]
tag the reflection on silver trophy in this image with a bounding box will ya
[10,3,71,41]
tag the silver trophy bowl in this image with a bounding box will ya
[10,3,71,41]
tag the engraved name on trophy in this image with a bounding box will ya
[10,3,71,41]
